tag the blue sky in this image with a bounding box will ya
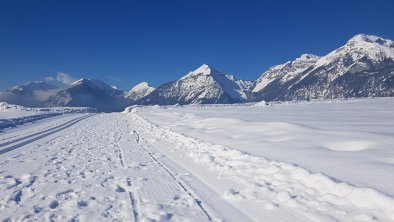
[1,0,394,90]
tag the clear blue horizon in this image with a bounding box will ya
[1,0,394,90]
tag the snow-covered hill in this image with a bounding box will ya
[138,64,252,105]
[253,34,394,101]
[124,82,155,101]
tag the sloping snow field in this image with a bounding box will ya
[1,98,394,221]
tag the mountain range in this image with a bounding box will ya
[252,34,394,101]
[1,34,393,111]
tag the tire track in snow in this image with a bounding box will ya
[131,130,214,222]
[126,178,139,222]
[0,114,75,142]
[0,114,93,147]
[0,115,87,146]
[0,114,95,155]
[0,113,62,132]
[113,121,139,222]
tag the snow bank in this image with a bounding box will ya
[0,102,33,112]
[253,100,268,107]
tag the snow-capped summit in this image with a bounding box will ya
[125,82,155,101]
[137,64,252,105]
[180,64,215,79]
[315,34,394,68]
[128,82,152,92]
[252,34,394,101]
[348,34,394,48]
[71,79,123,95]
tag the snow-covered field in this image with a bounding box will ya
[1,98,394,221]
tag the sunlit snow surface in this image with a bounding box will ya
[1,98,394,221]
[135,97,394,221]
[140,98,394,196]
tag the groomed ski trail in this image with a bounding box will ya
[0,113,213,221]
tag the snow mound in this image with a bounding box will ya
[254,100,268,107]
[0,102,32,112]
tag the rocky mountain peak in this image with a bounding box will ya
[125,82,155,101]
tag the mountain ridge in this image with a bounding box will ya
[1,34,393,110]
[252,34,394,101]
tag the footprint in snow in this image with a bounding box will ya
[77,200,88,208]
[9,190,22,204]
[49,200,59,209]
[115,185,126,192]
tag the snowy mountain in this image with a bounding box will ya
[125,82,155,101]
[45,79,130,112]
[137,64,252,105]
[252,54,320,98]
[0,81,59,107]
[253,34,394,101]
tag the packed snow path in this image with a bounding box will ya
[1,102,394,221]
[0,114,212,221]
